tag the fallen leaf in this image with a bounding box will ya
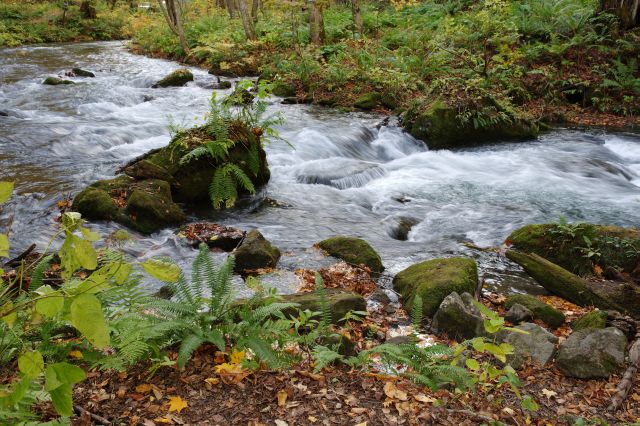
[69,350,83,359]
[154,417,173,424]
[136,384,153,394]
[204,377,220,386]
[277,390,288,407]
[383,382,407,401]
[168,396,188,413]
[542,388,558,399]
[413,393,436,403]
[274,420,288,426]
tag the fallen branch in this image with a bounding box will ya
[608,332,640,412]
[3,243,36,268]
[73,404,111,425]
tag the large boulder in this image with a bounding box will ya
[317,236,384,273]
[233,230,281,273]
[506,251,619,311]
[393,257,478,317]
[401,99,538,150]
[497,323,558,369]
[571,310,607,331]
[504,294,565,328]
[432,292,485,340]
[152,69,194,88]
[507,223,640,277]
[280,290,366,324]
[555,328,627,378]
[74,122,270,234]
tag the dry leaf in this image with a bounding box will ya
[277,390,288,407]
[413,393,436,403]
[136,384,153,394]
[204,377,220,385]
[383,382,407,401]
[274,420,288,426]
[542,388,558,399]
[69,350,83,359]
[168,396,188,413]
[154,417,173,424]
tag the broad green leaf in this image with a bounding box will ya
[74,237,97,271]
[80,226,100,242]
[44,362,86,392]
[70,294,109,349]
[521,395,539,412]
[0,234,9,258]
[0,376,30,408]
[0,181,13,204]
[18,351,44,378]
[49,384,73,416]
[0,301,16,327]
[112,262,132,285]
[35,286,64,317]
[141,259,181,283]
[61,212,82,232]
[465,358,480,371]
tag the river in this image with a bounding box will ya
[2,41,640,295]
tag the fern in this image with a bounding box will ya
[314,273,332,331]
[208,163,255,209]
[29,254,53,291]
[411,294,423,340]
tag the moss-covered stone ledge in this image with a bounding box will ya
[393,257,478,317]
[317,236,384,273]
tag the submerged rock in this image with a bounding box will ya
[555,327,627,378]
[504,294,565,328]
[497,322,558,369]
[432,292,485,340]
[233,230,281,273]
[402,99,538,150]
[317,236,384,273]
[393,257,478,317]
[69,68,95,77]
[43,77,74,85]
[152,69,194,88]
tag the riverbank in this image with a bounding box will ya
[126,1,640,143]
[0,1,130,47]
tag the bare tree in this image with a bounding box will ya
[237,0,257,40]
[599,0,640,29]
[308,0,325,45]
[157,0,190,55]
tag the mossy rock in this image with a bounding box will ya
[280,290,366,324]
[393,257,478,317]
[71,68,95,77]
[572,310,607,331]
[271,81,296,97]
[123,181,186,234]
[506,250,620,311]
[43,77,74,85]
[504,294,565,328]
[73,187,118,220]
[507,223,640,276]
[233,230,281,273]
[152,68,194,88]
[402,99,539,150]
[317,236,384,273]
[354,92,382,110]
[124,159,173,182]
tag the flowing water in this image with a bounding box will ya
[2,41,640,295]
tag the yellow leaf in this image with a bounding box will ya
[383,382,407,401]
[154,417,173,424]
[229,349,245,364]
[68,350,83,359]
[136,384,152,394]
[277,390,288,407]
[355,423,367,426]
[204,377,220,385]
[168,396,188,413]
[413,393,436,403]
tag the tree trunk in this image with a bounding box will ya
[309,0,325,45]
[351,0,363,35]
[225,0,236,18]
[157,0,191,56]
[237,0,257,40]
[599,0,640,29]
[79,0,97,19]
[251,0,260,23]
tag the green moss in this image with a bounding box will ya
[280,290,366,324]
[124,180,186,234]
[393,257,478,317]
[505,294,565,328]
[72,188,117,220]
[233,230,281,273]
[572,310,607,331]
[317,236,384,273]
[152,68,194,88]
[507,223,640,276]
[354,92,382,110]
[271,81,296,97]
[506,250,619,310]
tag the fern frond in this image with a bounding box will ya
[312,345,344,372]
[228,163,255,194]
[179,146,209,165]
[29,254,53,291]
[314,273,332,330]
[178,333,205,368]
[246,143,260,176]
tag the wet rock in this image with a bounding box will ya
[317,236,384,273]
[497,322,558,369]
[393,257,478,317]
[233,230,281,273]
[432,292,485,340]
[73,187,118,220]
[504,294,565,328]
[124,159,173,182]
[507,223,640,277]
[142,95,154,102]
[354,92,382,110]
[280,289,366,324]
[386,335,411,345]
[281,97,298,105]
[572,310,607,331]
[271,81,296,97]
[197,80,232,90]
[43,77,74,85]
[123,180,186,234]
[0,111,9,117]
[69,68,95,77]
[369,289,391,305]
[555,328,627,378]
[178,222,245,251]
[506,250,619,311]
[152,68,194,88]
[226,87,255,106]
[606,311,637,341]
[402,99,538,150]
[386,217,419,241]
[504,303,534,324]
